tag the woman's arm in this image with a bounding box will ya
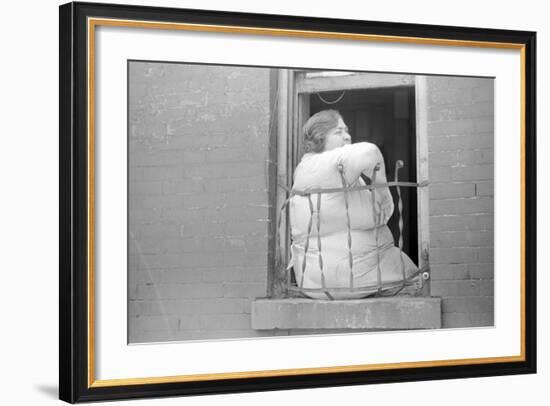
[338,142,394,224]
[337,142,382,182]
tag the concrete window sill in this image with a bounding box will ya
[251,297,442,330]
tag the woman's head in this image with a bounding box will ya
[302,109,351,153]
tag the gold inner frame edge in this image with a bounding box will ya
[86,17,527,388]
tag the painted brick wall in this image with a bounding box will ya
[426,77,494,328]
[128,62,275,342]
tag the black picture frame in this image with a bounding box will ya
[59,1,537,403]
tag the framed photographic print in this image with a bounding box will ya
[59,1,536,403]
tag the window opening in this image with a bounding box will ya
[271,71,430,300]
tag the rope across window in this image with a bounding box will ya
[276,160,429,300]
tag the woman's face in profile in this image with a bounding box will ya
[323,118,351,152]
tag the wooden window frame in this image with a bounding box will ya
[272,69,430,297]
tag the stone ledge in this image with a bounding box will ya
[251,297,442,330]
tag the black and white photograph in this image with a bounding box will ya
[128,62,495,343]
[2,0,543,404]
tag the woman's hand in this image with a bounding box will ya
[374,190,394,225]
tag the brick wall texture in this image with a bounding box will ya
[426,77,494,328]
[128,62,275,342]
[128,63,494,342]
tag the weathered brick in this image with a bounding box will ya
[468,263,494,279]
[129,298,249,317]
[223,282,266,298]
[183,162,266,179]
[435,247,492,265]
[477,248,494,263]
[129,238,174,255]
[430,264,469,280]
[181,193,225,208]
[427,76,492,92]
[221,250,264,267]
[128,269,162,286]
[427,118,493,137]
[161,208,206,223]
[451,165,493,181]
[130,181,163,195]
[136,195,186,209]
[203,176,267,193]
[131,150,193,167]
[428,86,473,105]
[130,123,170,140]
[427,120,474,137]
[225,191,269,206]
[178,221,225,237]
[202,267,266,283]
[225,220,269,236]
[479,280,494,296]
[128,61,273,343]
[142,167,162,181]
[170,330,268,340]
[428,133,493,152]
[428,101,493,122]
[129,330,178,343]
[441,297,494,314]
[136,254,184,270]
[472,84,494,102]
[128,208,162,225]
[156,269,205,284]
[245,251,270,267]
[129,300,180,317]
[180,237,227,253]
[182,150,207,163]
[135,283,225,300]
[456,149,493,165]
[238,268,268,284]
[223,236,246,250]
[468,312,494,326]
[430,214,493,231]
[165,134,228,149]
[130,315,179,332]
[204,147,265,162]
[430,197,493,215]
[244,235,269,252]
[430,248,478,264]
[428,165,452,182]
[160,166,189,181]
[177,252,227,268]
[177,315,205,330]
[202,268,245,283]
[162,179,205,195]
[128,255,140,271]
[129,167,144,181]
[476,181,494,197]
[431,280,481,296]
[199,314,251,330]
[137,224,180,239]
[430,230,493,248]
[195,298,250,314]
[441,313,471,328]
[442,311,493,328]
[430,183,475,199]
[429,151,458,167]
[424,76,494,331]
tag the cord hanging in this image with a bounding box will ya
[317,91,346,105]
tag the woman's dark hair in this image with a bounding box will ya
[302,109,342,153]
